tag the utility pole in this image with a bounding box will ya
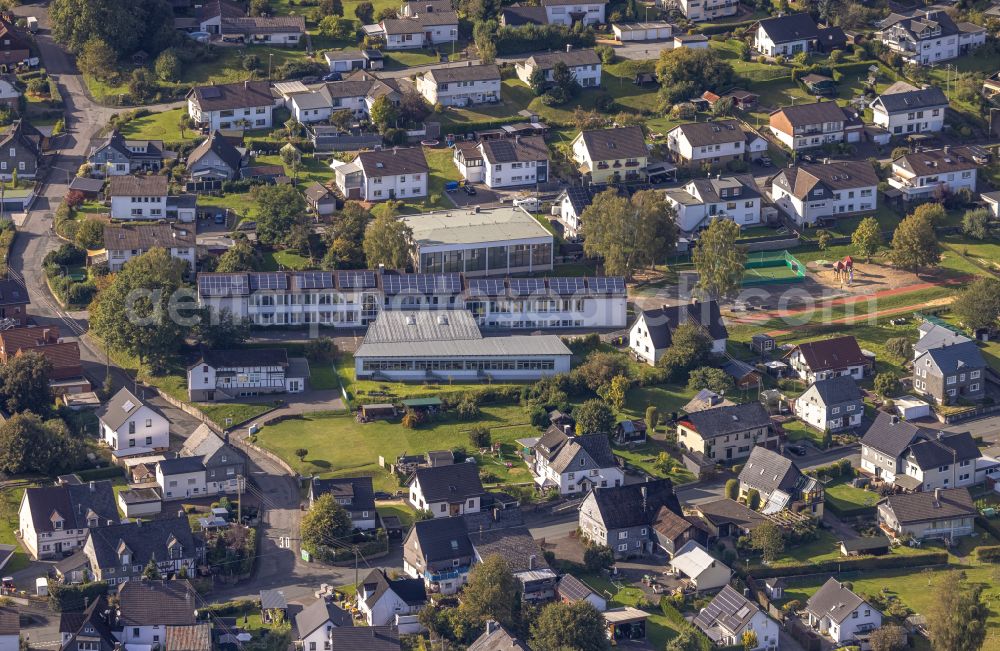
[237,474,243,523]
[353,545,360,588]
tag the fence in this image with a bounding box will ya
[742,249,807,286]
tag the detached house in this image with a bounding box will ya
[365,12,459,49]
[769,101,861,151]
[0,119,42,180]
[914,321,971,357]
[75,517,203,584]
[793,375,864,432]
[0,325,89,395]
[115,581,205,649]
[96,388,170,457]
[664,174,761,232]
[356,568,427,627]
[913,340,986,405]
[107,175,168,221]
[677,402,777,462]
[888,146,983,202]
[676,0,738,22]
[738,446,824,516]
[408,463,485,517]
[88,130,167,177]
[877,9,985,65]
[515,49,603,89]
[878,487,976,540]
[754,13,844,56]
[785,335,872,383]
[870,83,949,135]
[333,147,429,201]
[579,480,683,557]
[629,300,728,365]
[294,597,353,651]
[310,476,377,530]
[805,578,882,644]
[529,428,623,494]
[861,412,932,484]
[665,120,746,170]
[103,223,196,272]
[416,64,501,107]
[556,185,602,238]
[669,541,731,592]
[18,480,118,560]
[186,81,275,132]
[570,126,647,184]
[693,585,780,650]
[540,0,607,26]
[186,348,309,401]
[58,595,118,651]
[186,131,245,183]
[180,424,245,497]
[0,18,30,68]
[156,457,207,500]
[770,160,879,226]
[403,516,474,594]
[478,136,549,188]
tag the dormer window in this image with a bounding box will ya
[120,553,130,565]
[88,517,98,528]
[54,520,63,530]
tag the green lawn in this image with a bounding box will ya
[261,249,314,271]
[622,385,694,421]
[824,478,880,515]
[709,39,791,83]
[198,402,277,428]
[576,573,684,648]
[255,404,537,492]
[118,108,197,146]
[308,361,339,391]
[0,483,38,574]
[376,502,418,527]
[528,59,666,125]
[613,440,696,485]
[438,79,537,129]
[781,419,826,447]
[382,48,442,70]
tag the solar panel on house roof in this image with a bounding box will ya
[250,273,288,291]
[337,270,377,289]
[297,272,334,289]
[199,86,221,99]
[549,277,587,295]
[384,274,461,294]
[508,278,545,295]
[588,277,626,295]
[466,278,506,297]
[198,274,249,296]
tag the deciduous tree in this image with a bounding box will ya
[869,625,907,651]
[952,277,1000,331]
[215,237,262,272]
[253,184,308,246]
[363,210,412,270]
[74,218,105,250]
[459,555,520,630]
[749,521,784,562]
[530,601,609,651]
[692,217,746,299]
[370,95,399,132]
[0,352,53,415]
[354,1,375,23]
[686,366,734,394]
[574,399,615,435]
[76,37,117,80]
[581,189,677,278]
[0,413,83,476]
[301,494,352,556]
[927,571,988,651]
[889,211,940,272]
[851,216,882,263]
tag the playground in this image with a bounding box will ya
[742,250,807,286]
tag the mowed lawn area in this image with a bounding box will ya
[824,478,879,514]
[254,403,538,492]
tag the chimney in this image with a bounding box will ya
[486,620,499,635]
[42,328,50,342]
[89,480,96,492]
[244,80,248,89]
[528,555,536,570]
[890,415,899,425]
[136,519,141,527]
[934,488,941,506]
[641,485,647,513]
[563,424,572,435]
[566,44,572,52]
[178,509,186,518]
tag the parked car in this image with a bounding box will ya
[785,444,807,456]
[513,197,540,211]
[463,185,477,196]
[322,72,342,82]
[214,213,226,225]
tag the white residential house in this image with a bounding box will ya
[96,387,170,456]
[453,142,484,183]
[664,174,761,233]
[529,428,624,494]
[289,79,375,123]
[324,49,368,72]
[793,375,864,432]
[108,175,168,221]
[664,120,746,169]
[295,598,353,651]
[769,101,861,151]
[668,541,731,592]
[155,458,207,501]
[541,0,607,25]
[556,185,600,238]
[365,12,459,49]
[887,146,982,202]
[103,223,196,272]
[693,586,780,650]
[805,578,882,644]
[187,348,308,401]
[186,80,275,132]
[629,300,728,364]
[356,569,427,627]
[415,64,501,107]
[785,336,872,383]
[877,9,985,65]
[754,13,820,56]
[17,480,118,560]
[770,160,879,226]
[407,463,484,517]
[674,0,738,22]
[869,82,949,135]
[332,147,428,201]
[515,49,602,88]
[478,136,549,188]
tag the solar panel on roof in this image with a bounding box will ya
[199,274,249,296]
[588,277,626,295]
[250,273,287,290]
[298,272,334,289]
[199,86,221,99]
[467,278,506,297]
[337,270,376,289]
[508,278,545,295]
[549,277,586,295]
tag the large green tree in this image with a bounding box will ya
[300,494,353,556]
[692,217,746,299]
[0,352,53,415]
[581,189,677,278]
[215,238,262,273]
[369,96,399,132]
[459,555,520,630]
[323,201,369,269]
[90,248,189,369]
[76,37,117,80]
[889,211,940,272]
[851,216,882,263]
[0,413,83,476]
[749,521,784,562]
[530,601,609,651]
[363,211,412,270]
[573,398,615,435]
[927,572,988,651]
[51,0,176,57]
[254,184,308,247]
[952,277,1000,332]
[194,309,251,350]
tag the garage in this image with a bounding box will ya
[612,21,673,41]
[895,395,931,420]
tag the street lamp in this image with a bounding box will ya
[268,53,274,80]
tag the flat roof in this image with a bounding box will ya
[401,206,552,248]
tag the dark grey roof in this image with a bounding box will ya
[59,596,118,651]
[808,375,862,406]
[693,585,763,641]
[861,412,926,457]
[187,131,244,172]
[905,431,979,470]
[260,589,287,610]
[577,126,647,162]
[199,348,289,369]
[788,335,868,372]
[919,340,986,374]
[357,147,428,177]
[560,185,604,216]
[295,597,353,638]
[772,101,851,127]
[637,300,728,351]
[23,480,118,533]
[671,119,744,148]
[892,146,984,176]
[469,624,532,651]
[96,387,150,432]
[479,136,548,165]
[426,63,500,84]
[873,86,948,114]
[311,476,376,514]
[695,499,766,530]
[87,517,200,571]
[914,323,970,354]
[107,174,169,197]
[771,160,880,201]
[409,516,473,562]
[723,358,757,381]
[502,5,547,25]
[116,581,198,627]
[805,578,869,625]
[360,569,427,610]
[180,424,243,468]
[469,525,549,573]
[738,446,801,496]
[879,10,960,40]
[557,573,599,603]
[328,626,400,651]
[588,479,681,530]
[410,462,484,502]
[880,487,975,525]
[186,81,274,112]
[69,176,105,193]
[158,457,205,475]
[526,49,601,70]
[104,223,195,251]
[757,13,819,43]
[682,402,771,438]
[840,536,890,553]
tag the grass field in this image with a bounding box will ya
[199,402,277,428]
[0,482,38,574]
[254,404,537,492]
[261,249,314,271]
[824,478,880,514]
[118,107,197,145]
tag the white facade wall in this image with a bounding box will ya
[545,3,605,25]
[533,457,624,495]
[771,124,844,151]
[771,183,877,226]
[100,406,169,452]
[417,76,501,107]
[871,104,946,135]
[665,130,744,164]
[888,166,977,202]
[384,23,458,49]
[515,63,602,88]
[108,246,196,272]
[156,467,208,501]
[484,160,540,188]
[110,194,167,220]
[187,99,274,132]
[901,458,976,491]
[18,496,90,560]
[754,27,811,56]
[362,171,428,201]
[355,353,571,381]
[820,606,881,644]
[300,623,336,651]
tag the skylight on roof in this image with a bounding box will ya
[122,400,135,412]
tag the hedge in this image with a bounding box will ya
[75,466,126,481]
[198,598,258,616]
[749,550,947,579]
[49,581,108,612]
[696,18,760,36]
[977,515,1000,541]
[975,545,1000,564]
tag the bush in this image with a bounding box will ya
[754,551,947,578]
[583,544,615,572]
[467,426,491,448]
[75,466,125,481]
[401,409,424,429]
[49,581,108,612]
[885,337,911,360]
[976,545,1000,563]
[456,395,481,421]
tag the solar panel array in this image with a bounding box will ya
[249,273,288,291]
[549,277,587,296]
[467,278,507,297]
[507,278,545,295]
[383,273,462,295]
[588,277,626,295]
[337,270,377,289]
[297,271,334,289]
[199,274,249,297]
